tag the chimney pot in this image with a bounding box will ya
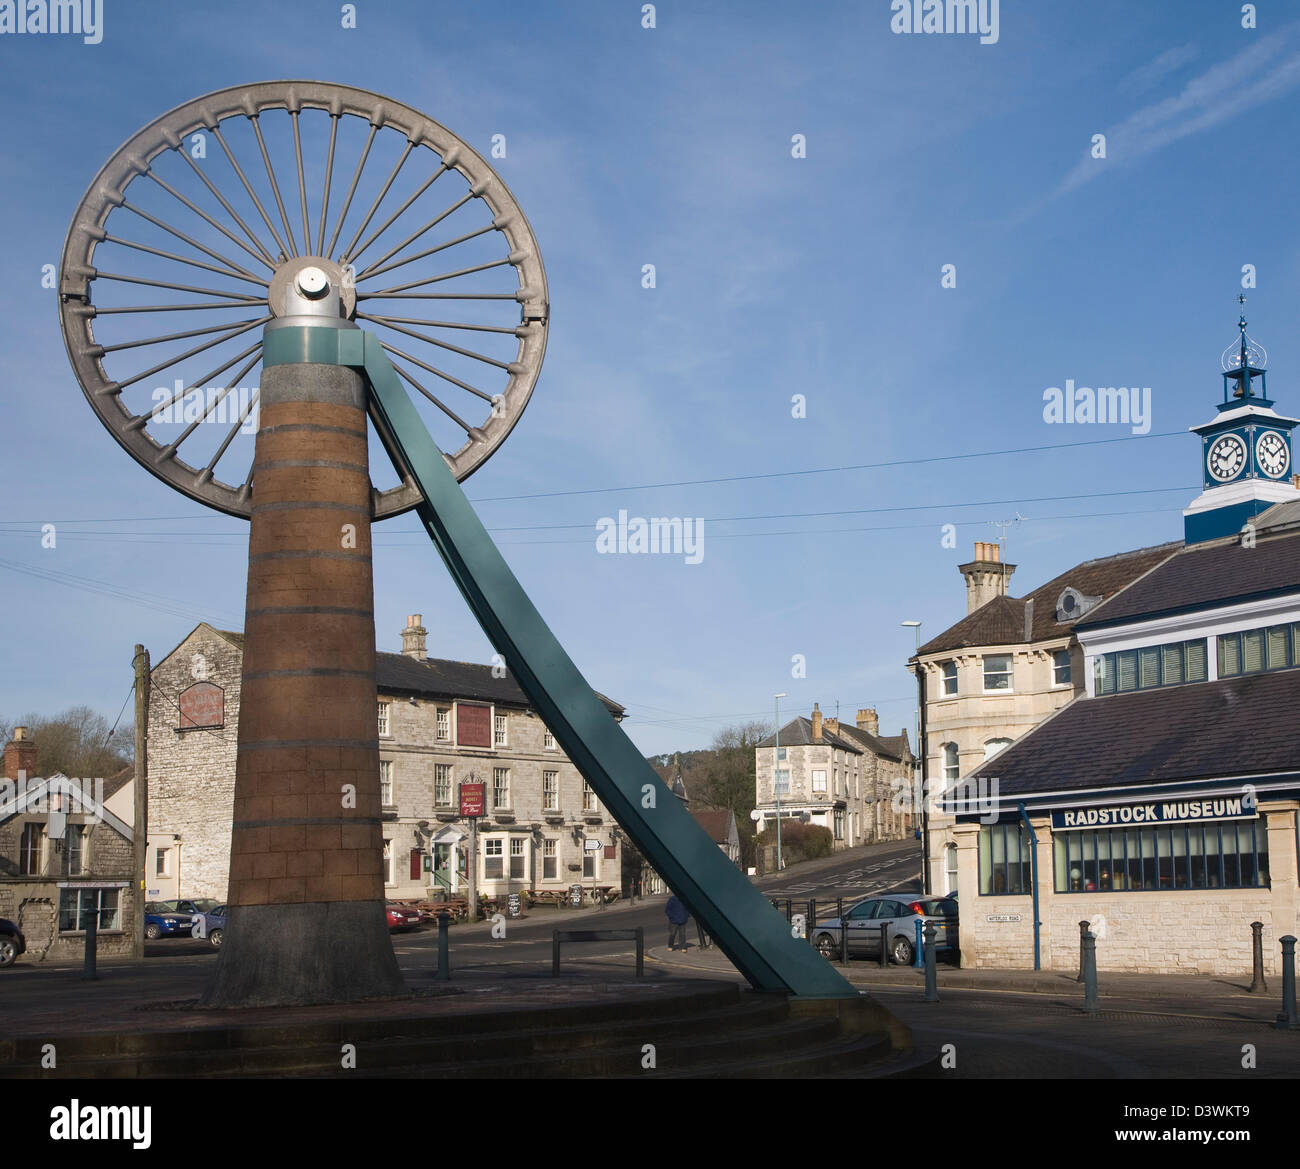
[401,614,428,660]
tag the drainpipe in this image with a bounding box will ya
[1017,802,1041,972]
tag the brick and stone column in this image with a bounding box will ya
[201,353,405,1007]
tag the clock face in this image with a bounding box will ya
[1207,433,1248,482]
[1256,430,1291,479]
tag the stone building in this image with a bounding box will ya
[0,727,137,962]
[939,312,1300,974]
[146,617,626,905]
[753,705,914,850]
[912,539,1179,895]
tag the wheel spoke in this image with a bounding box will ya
[210,125,290,261]
[163,349,263,460]
[130,339,263,424]
[96,300,268,314]
[250,114,299,256]
[316,114,340,257]
[363,316,514,371]
[121,201,266,280]
[354,194,477,279]
[177,148,280,269]
[380,340,495,404]
[347,160,450,268]
[93,271,262,301]
[357,292,519,302]
[113,319,266,392]
[356,312,521,335]
[201,380,261,481]
[102,234,269,287]
[291,110,312,256]
[340,139,415,264]
[99,316,269,353]
[145,172,275,269]
[389,358,478,432]
[362,257,514,299]
[325,123,378,259]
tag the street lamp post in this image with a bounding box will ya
[774,692,787,872]
[902,621,930,895]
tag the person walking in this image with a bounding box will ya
[665,892,690,952]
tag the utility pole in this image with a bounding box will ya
[131,645,150,959]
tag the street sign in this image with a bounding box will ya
[459,782,485,818]
[582,839,602,852]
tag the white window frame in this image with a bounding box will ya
[543,729,556,750]
[436,708,450,741]
[379,760,394,806]
[982,654,1013,693]
[543,838,557,880]
[582,780,597,813]
[941,660,958,696]
[434,763,452,806]
[64,823,87,876]
[1052,649,1072,687]
[484,836,504,880]
[509,835,526,879]
[19,822,44,876]
[383,838,394,886]
[543,770,559,811]
[811,769,827,793]
[943,743,960,782]
[377,700,391,737]
[494,712,508,748]
[492,767,510,810]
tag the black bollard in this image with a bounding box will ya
[1082,929,1099,1014]
[1276,935,1297,1029]
[837,898,849,966]
[436,911,451,981]
[785,899,793,924]
[1249,921,1268,993]
[923,921,939,1002]
[82,909,98,981]
[806,900,816,947]
[878,922,889,968]
[1076,919,1089,982]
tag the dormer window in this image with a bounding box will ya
[1055,587,1102,623]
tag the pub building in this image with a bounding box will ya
[946,311,1300,974]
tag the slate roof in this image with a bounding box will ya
[1074,528,1300,631]
[835,722,912,762]
[916,542,1181,656]
[966,668,1300,797]
[208,627,624,716]
[755,717,862,754]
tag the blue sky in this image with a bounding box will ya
[2,0,1299,756]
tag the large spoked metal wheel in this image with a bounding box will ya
[59,81,549,519]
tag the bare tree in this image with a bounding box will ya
[3,705,132,778]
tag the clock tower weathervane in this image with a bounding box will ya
[1183,297,1299,544]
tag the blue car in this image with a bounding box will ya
[144,902,192,940]
[196,905,227,948]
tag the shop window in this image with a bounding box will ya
[1052,821,1268,892]
[978,824,1032,894]
[58,888,119,933]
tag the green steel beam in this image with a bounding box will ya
[263,325,857,997]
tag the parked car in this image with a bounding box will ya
[143,902,193,940]
[0,918,26,967]
[813,894,959,965]
[156,898,221,916]
[386,904,422,932]
[197,905,227,947]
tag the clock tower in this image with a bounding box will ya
[1183,299,1299,544]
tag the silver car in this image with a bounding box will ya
[813,894,958,965]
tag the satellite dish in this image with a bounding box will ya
[749,809,763,822]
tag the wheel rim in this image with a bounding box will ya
[59,81,549,520]
[211,930,223,947]
[0,940,15,963]
[146,926,159,938]
[816,935,834,958]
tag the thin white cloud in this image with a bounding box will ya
[1054,24,1300,200]
[1117,42,1200,98]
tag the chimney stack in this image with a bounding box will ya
[811,703,823,741]
[4,726,37,782]
[958,541,1016,615]
[401,614,428,660]
[855,708,879,735]
[824,716,839,737]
